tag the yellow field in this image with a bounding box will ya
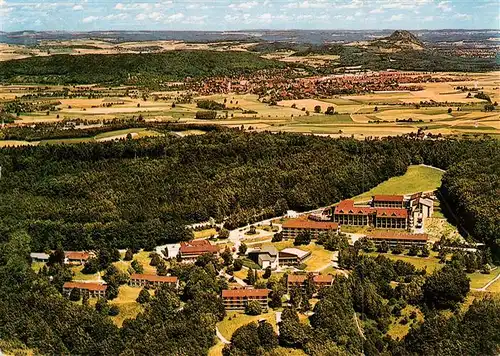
[353,165,444,202]
[193,228,217,239]
[1,72,498,140]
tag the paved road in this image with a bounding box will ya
[216,327,230,344]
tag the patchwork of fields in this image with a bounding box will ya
[1,71,498,143]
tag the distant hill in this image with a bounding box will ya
[353,30,426,52]
[384,30,426,50]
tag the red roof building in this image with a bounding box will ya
[64,251,92,265]
[366,231,428,247]
[222,289,269,310]
[129,274,179,289]
[63,282,107,298]
[282,218,340,239]
[179,240,219,262]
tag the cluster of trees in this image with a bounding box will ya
[0,120,223,141]
[3,100,61,114]
[0,51,285,85]
[196,100,226,110]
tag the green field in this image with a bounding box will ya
[354,165,444,202]
[365,251,442,273]
[217,311,277,340]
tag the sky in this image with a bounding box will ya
[0,0,499,32]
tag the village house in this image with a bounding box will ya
[179,240,219,262]
[247,246,279,269]
[278,248,311,266]
[64,251,93,265]
[282,218,340,239]
[129,274,179,289]
[221,289,269,311]
[366,231,429,248]
[63,282,107,298]
[286,274,334,292]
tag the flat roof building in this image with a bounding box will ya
[221,289,269,311]
[247,246,279,270]
[279,248,311,266]
[30,252,50,263]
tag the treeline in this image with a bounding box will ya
[0,51,285,85]
[0,121,224,141]
[0,132,498,255]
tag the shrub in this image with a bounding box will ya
[245,300,262,315]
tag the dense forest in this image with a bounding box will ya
[0,132,498,260]
[0,51,284,85]
[1,230,499,355]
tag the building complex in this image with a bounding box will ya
[282,218,340,239]
[365,231,429,248]
[331,192,434,230]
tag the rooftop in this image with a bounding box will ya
[130,274,178,283]
[222,289,269,298]
[180,240,219,255]
[282,218,339,230]
[366,231,428,241]
[372,195,405,202]
[333,200,374,215]
[63,282,107,291]
[280,248,311,259]
[65,251,90,260]
[375,208,408,218]
[313,274,334,283]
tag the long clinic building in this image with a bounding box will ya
[286,274,334,292]
[366,231,428,248]
[129,274,179,289]
[221,289,269,311]
[63,282,107,298]
[282,218,340,239]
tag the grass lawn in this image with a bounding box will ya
[353,165,444,202]
[31,261,45,273]
[217,311,277,340]
[468,269,500,289]
[387,305,424,340]
[365,252,442,273]
[109,285,153,327]
[208,342,225,356]
[194,228,217,239]
[71,265,100,281]
[486,276,500,293]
